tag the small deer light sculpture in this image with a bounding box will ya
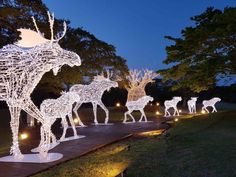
[164,97,182,117]
[70,70,118,125]
[187,97,198,114]
[202,97,221,113]
[39,91,81,146]
[0,12,81,161]
[123,69,159,123]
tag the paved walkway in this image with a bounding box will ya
[0,117,168,177]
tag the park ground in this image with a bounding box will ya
[0,103,236,177]
[31,104,236,177]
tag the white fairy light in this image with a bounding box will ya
[164,97,182,117]
[70,70,118,125]
[39,91,81,146]
[187,97,198,114]
[0,11,81,161]
[123,69,159,123]
[202,97,221,113]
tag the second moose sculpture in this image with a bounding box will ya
[70,71,118,126]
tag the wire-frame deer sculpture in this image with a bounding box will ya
[70,71,118,126]
[123,69,159,123]
[0,12,81,160]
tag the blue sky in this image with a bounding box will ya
[43,0,236,70]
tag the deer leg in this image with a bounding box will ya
[98,101,109,124]
[73,102,85,127]
[8,105,23,160]
[60,116,68,141]
[68,112,77,137]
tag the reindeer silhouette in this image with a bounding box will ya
[0,12,81,160]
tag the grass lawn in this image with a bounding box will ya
[33,111,236,177]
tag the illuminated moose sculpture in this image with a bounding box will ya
[0,12,81,162]
[202,97,221,113]
[70,71,118,125]
[164,97,182,117]
[187,97,198,114]
[123,69,158,123]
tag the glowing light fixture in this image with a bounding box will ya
[116,102,121,107]
[155,111,160,115]
[174,118,179,122]
[20,133,28,140]
[201,110,206,114]
[156,102,160,106]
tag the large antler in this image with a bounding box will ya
[31,11,67,43]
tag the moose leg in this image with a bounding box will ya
[98,101,109,124]
[92,102,98,124]
[73,102,85,126]
[8,105,24,160]
[139,109,147,122]
[68,112,77,137]
[60,116,68,141]
[164,108,168,117]
[125,109,135,123]
[212,105,217,113]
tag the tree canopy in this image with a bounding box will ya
[160,7,236,93]
[0,0,128,93]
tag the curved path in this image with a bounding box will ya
[0,117,168,177]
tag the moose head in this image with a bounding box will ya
[93,70,118,92]
[15,11,81,76]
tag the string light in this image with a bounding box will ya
[70,70,118,125]
[164,97,182,117]
[202,97,221,113]
[0,11,81,160]
[123,69,158,123]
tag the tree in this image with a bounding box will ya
[160,7,236,93]
[0,0,128,94]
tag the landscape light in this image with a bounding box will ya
[156,102,159,106]
[155,111,160,115]
[201,110,206,114]
[74,118,79,124]
[20,133,28,140]
[174,118,179,122]
[179,109,182,113]
[116,102,121,107]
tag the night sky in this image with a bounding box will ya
[43,0,236,70]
